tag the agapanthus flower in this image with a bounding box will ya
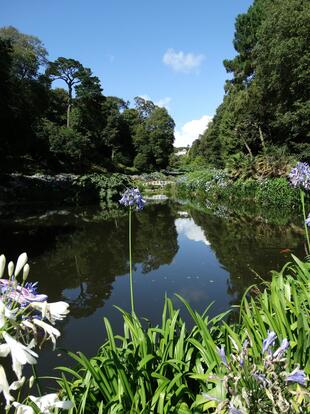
[273,338,289,359]
[119,188,145,210]
[12,402,34,414]
[31,301,70,324]
[32,319,60,350]
[229,404,244,414]
[2,332,38,379]
[262,331,276,353]
[286,368,307,386]
[305,212,310,228]
[0,279,47,305]
[29,393,74,413]
[288,162,310,190]
[218,345,228,367]
[0,364,14,406]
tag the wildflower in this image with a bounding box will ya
[286,368,307,386]
[305,212,310,228]
[29,393,74,413]
[262,331,276,353]
[119,188,145,210]
[288,162,310,190]
[273,338,289,359]
[31,301,70,324]
[218,345,228,367]
[3,332,38,379]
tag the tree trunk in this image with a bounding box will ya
[67,84,72,128]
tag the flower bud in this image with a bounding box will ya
[29,375,35,389]
[15,252,28,277]
[0,255,6,278]
[8,262,14,277]
[22,264,30,282]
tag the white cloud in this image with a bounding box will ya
[175,218,210,245]
[139,94,171,110]
[163,49,205,73]
[174,115,212,147]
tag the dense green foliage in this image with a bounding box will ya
[0,27,175,174]
[190,0,310,168]
[175,169,301,210]
[56,257,310,413]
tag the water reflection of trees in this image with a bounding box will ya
[5,203,179,318]
[190,209,304,305]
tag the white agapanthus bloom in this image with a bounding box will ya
[3,332,38,379]
[33,319,60,350]
[12,402,35,414]
[29,393,74,413]
[0,300,17,328]
[0,364,14,406]
[0,252,70,407]
[31,301,70,324]
[9,376,25,390]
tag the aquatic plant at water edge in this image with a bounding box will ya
[119,188,145,314]
[0,253,72,413]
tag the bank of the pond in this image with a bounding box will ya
[0,173,132,205]
[175,169,305,211]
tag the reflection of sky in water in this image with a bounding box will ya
[175,217,211,245]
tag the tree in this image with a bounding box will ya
[0,26,48,80]
[46,57,89,127]
[193,0,310,166]
[131,97,175,171]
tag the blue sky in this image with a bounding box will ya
[1,0,253,146]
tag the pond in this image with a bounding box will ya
[0,199,305,380]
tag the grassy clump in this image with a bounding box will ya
[56,257,310,413]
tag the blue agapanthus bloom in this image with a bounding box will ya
[286,368,307,386]
[305,212,310,228]
[119,188,145,210]
[273,338,289,359]
[262,331,277,353]
[218,345,228,367]
[288,162,310,190]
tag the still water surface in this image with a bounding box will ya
[0,200,305,377]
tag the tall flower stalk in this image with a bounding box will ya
[119,188,145,314]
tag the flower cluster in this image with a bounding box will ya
[203,332,309,413]
[0,253,72,412]
[119,188,145,210]
[288,162,310,190]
